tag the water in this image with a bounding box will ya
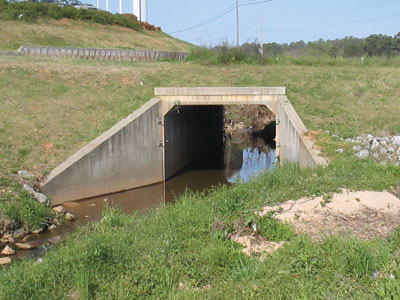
[11,129,276,259]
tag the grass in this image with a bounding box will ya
[186,45,400,68]
[0,55,399,298]
[0,19,195,52]
[0,161,399,299]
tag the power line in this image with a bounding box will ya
[265,11,400,33]
[170,0,272,34]
[267,0,400,22]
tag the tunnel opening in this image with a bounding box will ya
[163,104,277,186]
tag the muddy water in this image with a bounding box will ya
[14,130,276,259]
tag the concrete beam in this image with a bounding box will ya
[155,87,286,96]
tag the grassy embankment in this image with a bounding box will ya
[0,55,400,298]
[0,19,194,52]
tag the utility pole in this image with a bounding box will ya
[105,0,109,12]
[236,0,239,47]
[195,29,199,46]
[260,13,264,56]
[96,0,99,10]
[119,0,122,14]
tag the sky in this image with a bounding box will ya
[88,0,400,46]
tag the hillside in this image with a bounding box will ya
[0,19,194,52]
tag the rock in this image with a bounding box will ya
[32,228,43,235]
[15,241,43,250]
[397,148,400,155]
[388,147,395,154]
[355,150,369,159]
[1,246,15,256]
[0,257,11,265]
[36,258,44,264]
[392,136,400,145]
[380,147,388,154]
[65,213,75,221]
[367,134,374,139]
[23,184,35,195]
[23,184,47,204]
[52,218,61,226]
[52,206,65,214]
[371,139,380,150]
[47,236,62,245]
[353,145,362,152]
[18,170,33,179]
[335,148,344,153]
[373,153,379,159]
[1,234,13,243]
[22,234,34,242]
[13,228,25,240]
[33,192,47,205]
[48,224,57,231]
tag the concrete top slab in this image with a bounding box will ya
[154,87,285,96]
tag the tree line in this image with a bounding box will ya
[240,33,400,58]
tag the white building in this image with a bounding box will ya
[134,0,147,22]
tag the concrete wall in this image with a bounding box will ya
[18,46,188,62]
[41,98,163,205]
[164,105,224,179]
[277,96,327,168]
[0,51,22,56]
[41,87,327,205]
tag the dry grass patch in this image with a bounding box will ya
[0,19,194,52]
[260,189,400,240]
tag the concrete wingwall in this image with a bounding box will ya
[41,98,164,205]
[277,96,327,168]
[18,46,188,62]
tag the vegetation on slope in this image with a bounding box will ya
[187,43,400,67]
[0,18,194,52]
[0,1,194,51]
[0,56,399,298]
[0,0,157,31]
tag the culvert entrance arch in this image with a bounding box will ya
[41,87,326,205]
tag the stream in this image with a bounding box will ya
[10,129,276,259]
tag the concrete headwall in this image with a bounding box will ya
[41,87,327,205]
[41,98,163,205]
[18,46,188,62]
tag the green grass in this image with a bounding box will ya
[0,55,399,298]
[0,160,399,299]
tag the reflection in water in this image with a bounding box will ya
[227,147,276,183]
[14,128,276,259]
[63,129,276,224]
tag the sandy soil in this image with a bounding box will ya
[231,234,285,260]
[260,189,400,240]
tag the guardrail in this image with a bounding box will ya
[17,46,189,61]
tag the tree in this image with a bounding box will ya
[0,0,8,11]
[362,34,393,56]
[392,32,400,54]
[343,44,362,58]
[329,46,339,58]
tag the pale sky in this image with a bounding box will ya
[88,0,400,46]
